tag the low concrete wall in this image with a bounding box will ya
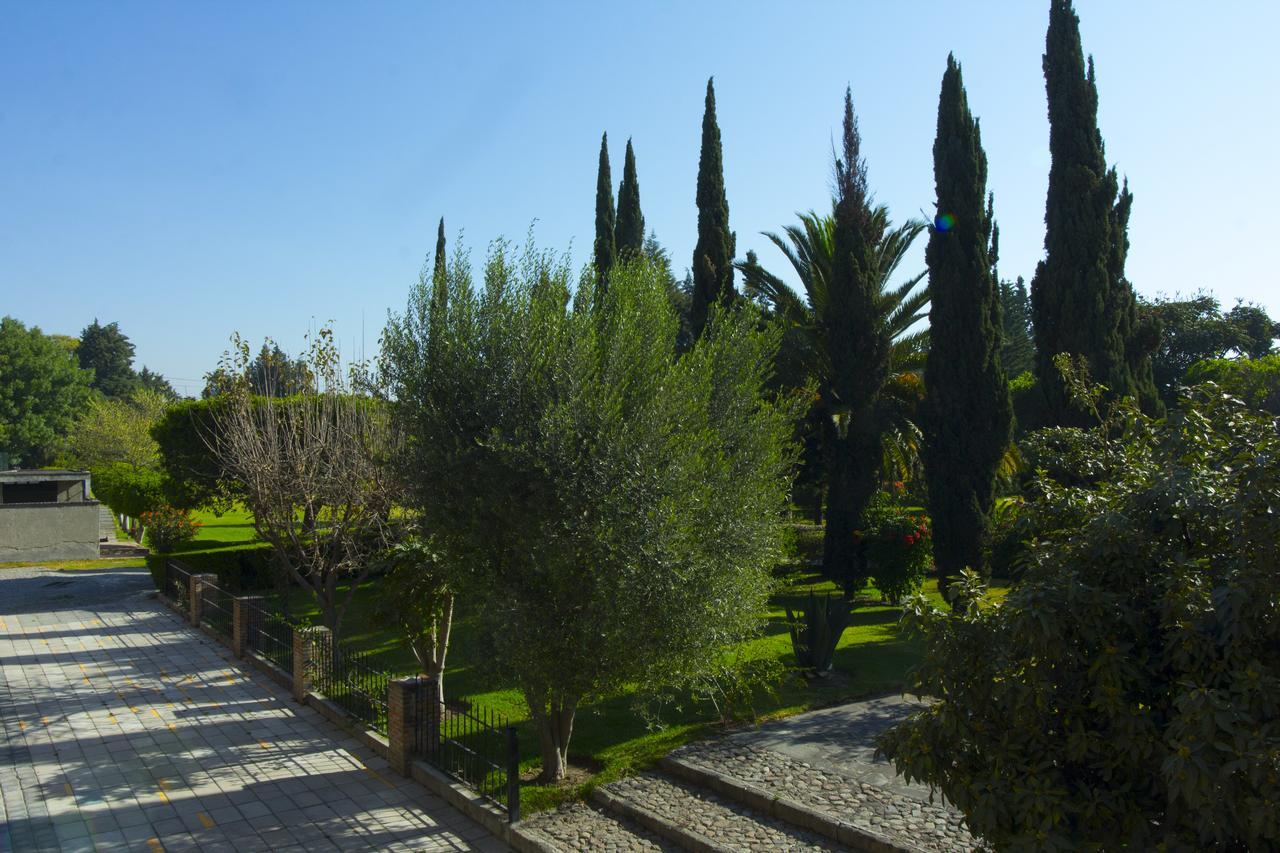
[0,502,101,562]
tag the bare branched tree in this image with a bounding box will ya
[208,328,396,642]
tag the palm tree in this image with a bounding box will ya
[738,206,927,590]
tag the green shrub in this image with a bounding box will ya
[878,388,1280,850]
[1184,354,1280,414]
[862,510,932,604]
[141,506,201,553]
[92,462,165,519]
[1009,370,1044,433]
[986,498,1031,580]
[145,545,277,593]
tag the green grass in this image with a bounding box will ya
[275,561,1006,812]
[0,557,147,571]
[166,505,1009,812]
[178,506,260,551]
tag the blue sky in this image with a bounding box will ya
[2,1,1276,396]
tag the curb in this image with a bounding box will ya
[589,785,737,853]
[658,756,909,853]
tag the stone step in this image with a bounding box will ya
[662,740,975,853]
[520,801,683,852]
[593,771,846,852]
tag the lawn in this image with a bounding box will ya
[176,506,1008,812]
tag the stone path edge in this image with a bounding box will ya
[150,589,550,852]
[589,785,735,853]
[658,755,908,853]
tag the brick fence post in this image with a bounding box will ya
[189,573,217,628]
[387,676,421,776]
[232,595,263,659]
[292,626,331,703]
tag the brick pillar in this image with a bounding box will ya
[291,626,331,703]
[232,596,263,659]
[189,573,217,627]
[387,676,420,776]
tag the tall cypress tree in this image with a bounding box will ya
[426,217,448,357]
[615,138,645,259]
[921,55,1012,598]
[430,217,448,315]
[999,276,1035,377]
[689,78,735,339]
[593,132,617,312]
[1031,0,1158,423]
[821,88,882,592]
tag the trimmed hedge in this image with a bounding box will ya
[146,545,277,594]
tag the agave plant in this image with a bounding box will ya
[786,591,854,675]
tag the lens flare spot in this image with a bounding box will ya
[935,213,956,232]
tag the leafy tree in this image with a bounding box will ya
[690,78,736,339]
[151,396,236,510]
[879,383,1280,850]
[737,207,927,542]
[1227,301,1279,358]
[91,462,165,530]
[137,366,179,401]
[382,241,799,781]
[1141,293,1279,400]
[0,316,94,465]
[67,388,169,471]
[999,276,1034,377]
[375,532,454,710]
[614,138,645,258]
[592,132,617,309]
[921,56,1012,597]
[1185,354,1280,414]
[209,330,395,642]
[1031,0,1160,424]
[644,230,694,352]
[247,343,315,397]
[77,319,138,398]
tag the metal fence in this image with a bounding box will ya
[164,560,191,615]
[199,580,234,638]
[310,636,391,734]
[411,683,521,821]
[246,601,294,675]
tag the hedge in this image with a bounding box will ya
[146,545,278,594]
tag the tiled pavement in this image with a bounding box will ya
[0,567,503,852]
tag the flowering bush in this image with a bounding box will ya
[863,511,932,603]
[141,505,201,553]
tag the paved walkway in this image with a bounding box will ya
[0,567,501,852]
[666,695,975,850]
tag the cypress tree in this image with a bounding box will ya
[821,88,882,592]
[921,55,1012,598]
[614,138,645,259]
[689,78,735,339]
[593,132,617,311]
[999,276,1035,377]
[1031,0,1159,423]
[427,217,448,357]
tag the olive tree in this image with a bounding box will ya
[878,382,1280,850]
[382,241,799,781]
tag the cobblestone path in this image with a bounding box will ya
[0,566,501,852]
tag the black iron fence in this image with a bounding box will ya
[246,601,294,675]
[163,560,191,615]
[310,635,391,734]
[200,580,234,638]
[411,681,521,821]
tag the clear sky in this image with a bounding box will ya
[3,1,1276,396]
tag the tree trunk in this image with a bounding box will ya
[822,416,878,598]
[529,692,578,783]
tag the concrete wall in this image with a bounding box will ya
[0,502,101,562]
